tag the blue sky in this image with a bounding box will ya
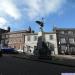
[0,0,75,32]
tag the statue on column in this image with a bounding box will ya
[34,18,51,59]
[35,18,44,32]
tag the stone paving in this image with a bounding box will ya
[53,55,75,60]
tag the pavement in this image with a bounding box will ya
[10,53,75,67]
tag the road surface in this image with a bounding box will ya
[0,55,75,75]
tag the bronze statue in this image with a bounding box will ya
[35,18,44,32]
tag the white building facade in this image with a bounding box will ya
[24,32,58,55]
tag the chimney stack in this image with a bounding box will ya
[8,26,11,32]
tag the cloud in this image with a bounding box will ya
[0,0,21,20]
[0,0,66,21]
[0,0,67,30]
[0,17,8,30]
[23,0,66,20]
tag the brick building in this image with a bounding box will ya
[2,27,34,51]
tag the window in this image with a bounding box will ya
[19,38,22,42]
[70,47,75,51]
[49,35,53,40]
[68,31,73,35]
[60,31,64,34]
[34,46,37,50]
[5,40,9,44]
[69,38,74,44]
[27,36,30,41]
[61,45,67,50]
[27,46,31,52]
[2,34,5,38]
[34,36,37,41]
[6,34,9,38]
[1,40,4,44]
[9,39,13,44]
[9,34,13,37]
[60,38,66,43]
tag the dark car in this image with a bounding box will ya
[1,48,18,54]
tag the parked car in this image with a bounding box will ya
[1,48,18,54]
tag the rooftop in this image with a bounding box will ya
[53,27,75,31]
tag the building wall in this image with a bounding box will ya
[2,32,25,51]
[1,29,9,47]
[53,28,75,55]
[24,34,38,54]
[24,33,58,55]
[45,33,58,55]
[2,27,75,55]
[8,33,24,50]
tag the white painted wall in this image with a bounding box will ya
[24,33,58,55]
[45,33,58,55]
[24,35,38,55]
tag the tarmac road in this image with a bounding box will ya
[0,55,75,75]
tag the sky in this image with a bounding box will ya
[0,0,75,32]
